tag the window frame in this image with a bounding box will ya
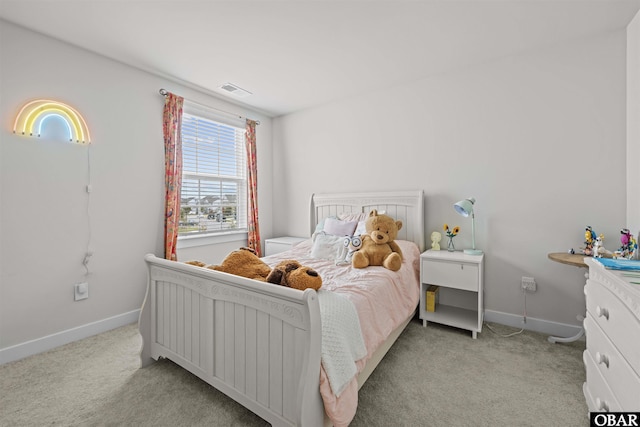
[177,102,248,242]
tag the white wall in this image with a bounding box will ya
[272,30,627,330]
[2,16,633,357]
[628,12,640,238]
[0,20,273,358]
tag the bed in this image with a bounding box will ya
[138,190,425,426]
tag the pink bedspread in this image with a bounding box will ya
[264,239,420,426]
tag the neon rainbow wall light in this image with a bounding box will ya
[13,99,91,144]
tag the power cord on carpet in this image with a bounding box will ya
[484,322,524,337]
[483,288,529,338]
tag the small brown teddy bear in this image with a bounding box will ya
[266,260,322,291]
[185,247,272,281]
[352,209,403,271]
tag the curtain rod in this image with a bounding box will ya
[159,88,260,125]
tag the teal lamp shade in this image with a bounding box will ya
[454,197,483,255]
[454,198,475,218]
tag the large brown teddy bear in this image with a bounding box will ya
[352,209,403,271]
[185,247,271,281]
[266,260,322,291]
[185,248,322,290]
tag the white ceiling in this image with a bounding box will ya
[2,0,640,117]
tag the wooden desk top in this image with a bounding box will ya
[547,252,588,268]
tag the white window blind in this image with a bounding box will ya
[179,111,247,236]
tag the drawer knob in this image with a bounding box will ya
[595,306,609,320]
[596,397,610,412]
[595,352,609,368]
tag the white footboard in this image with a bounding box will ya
[138,254,325,427]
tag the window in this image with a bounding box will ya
[179,107,246,236]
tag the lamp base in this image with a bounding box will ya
[464,249,483,255]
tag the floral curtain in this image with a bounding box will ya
[163,92,184,260]
[245,119,261,256]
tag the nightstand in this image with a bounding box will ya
[419,250,484,339]
[264,236,307,256]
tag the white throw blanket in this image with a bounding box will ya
[317,290,367,397]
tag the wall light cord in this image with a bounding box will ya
[83,145,93,278]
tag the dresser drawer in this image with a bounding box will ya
[585,279,640,376]
[583,350,622,412]
[421,259,478,292]
[584,315,640,410]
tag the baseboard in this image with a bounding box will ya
[0,309,140,365]
[484,309,584,340]
[0,308,580,365]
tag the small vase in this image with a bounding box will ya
[447,237,455,252]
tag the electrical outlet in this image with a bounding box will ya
[74,282,89,301]
[521,276,536,292]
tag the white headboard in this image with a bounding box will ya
[310,190,425,252]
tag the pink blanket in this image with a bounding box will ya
[264,239,421,426]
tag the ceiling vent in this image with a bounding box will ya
[218,82,252,98]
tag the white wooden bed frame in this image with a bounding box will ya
[138,190,424,426]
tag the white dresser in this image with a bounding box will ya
[583,257,640,412]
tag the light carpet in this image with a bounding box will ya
[0,318,587,426]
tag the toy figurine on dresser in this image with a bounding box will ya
[584,226,596,256]
[616,228,638,259]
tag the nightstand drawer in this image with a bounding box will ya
[421,259,478,292]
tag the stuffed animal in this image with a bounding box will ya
[352,209,403,271]
[266,260,322,291]
[185,247,271,281]
[185,247,322,290]
[336,235,363,265]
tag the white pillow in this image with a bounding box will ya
[310,232,344,261]
[315,215,337,233]
[353,220,367,236]
[323,217,358,236]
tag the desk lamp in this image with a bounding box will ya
[454,197,483,255]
